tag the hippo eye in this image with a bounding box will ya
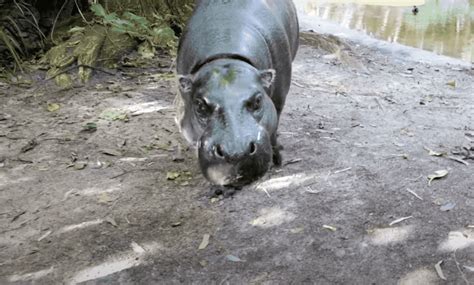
[194,98,211,116]
[246,94,262,112]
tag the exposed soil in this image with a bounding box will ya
[1,30,473,284]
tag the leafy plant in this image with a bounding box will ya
[90,3,176,50]
[0,27,23,72]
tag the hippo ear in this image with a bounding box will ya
[259,69,276,88]
[178,75,193,93]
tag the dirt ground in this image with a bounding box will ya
[1,29,473,284]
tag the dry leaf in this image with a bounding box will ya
[424,146,445,157]
[290,227,304,234]
[131,241,145,254]
[100,109,128,121]
[101,148,122,156]
[20,139,38,153]
[98,192,114,204]
[105,216,118,227]
[226,254,243,262]
[427,170,448,185]
[47,103,60,112]
[446,80,456,88]
[198,234,210,250]
[167,172,180,180]
[322,225,337,232]
[440,202,456,212]
[434,260,447,280]
[73,161,87,170]
[82,122,97,133]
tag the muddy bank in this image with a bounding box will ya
[1,25,473,284]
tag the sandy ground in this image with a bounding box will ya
[1,25,473,284]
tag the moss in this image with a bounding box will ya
[219,68,237,87]
[100,29,137,68]
[45,44,75,68]
[55,73,73,89]
[73,25,107,82]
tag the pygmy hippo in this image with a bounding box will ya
[176,0,299,186]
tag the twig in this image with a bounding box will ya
[0,27,23,72]
[167,58,177,73]
[50,0,69,45]
[389,216,413,226]
[74,0,92,25]
[6,16,27,55]
[462,146,473,160]
[27,63,117,95]
[334,167,351,174]
[324,171,331,181]
[406,188,423,200]
[408,175,423,182]
[292,81,305,88]
[12,0,24,15]
[313,129,335,134]
[453,250,470,285]
[11,210,26,222]
[5,135,27,140]
[261,187,271,198]
[304,186,321,194]
[45,64,116,81]
[17,0,47,43]
[447,156,469,166]
[110,169,133,179]
[13,157,33,164]
[283,158,302,166]
[218,274,231,285]
[374,98,385,111]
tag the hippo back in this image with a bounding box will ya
[177,0,299,114]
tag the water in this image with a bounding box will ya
[296,0,474,62]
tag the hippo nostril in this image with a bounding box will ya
[214,144,225,158]
[249,142,257,155]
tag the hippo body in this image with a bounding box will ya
[176,0,299,186]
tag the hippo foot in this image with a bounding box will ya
[209,185,241,198]
[272,144,283,166]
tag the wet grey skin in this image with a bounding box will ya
[179,60,279,186]
[176,0,299,186]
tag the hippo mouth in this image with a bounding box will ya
[199,147,272,186]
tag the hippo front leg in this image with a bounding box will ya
[271,133,283,166]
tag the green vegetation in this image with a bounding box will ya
[90,3,176,50]
[0,27,23,72]
[0,0,194,83]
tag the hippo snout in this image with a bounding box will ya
[211,141,258,160]
[198,130,272,186]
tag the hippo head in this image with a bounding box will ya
[177,59,278,186]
